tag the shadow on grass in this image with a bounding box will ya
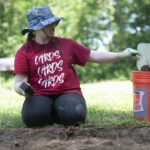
[83,106,150,127]
[1,106,150,128]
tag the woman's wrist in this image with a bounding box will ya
[15,82,26,96]
[117,48,138,60]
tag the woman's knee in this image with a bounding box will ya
[55,93,87,126]
[22,95,53,127]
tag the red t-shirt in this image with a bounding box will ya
[14,37,90,97]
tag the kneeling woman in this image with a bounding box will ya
[14,6,138,127]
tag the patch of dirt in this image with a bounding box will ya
[0,127,150,150]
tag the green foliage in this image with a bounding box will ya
[75,59,136,83]
[0,0,150,81]
[107,0,150,80]
[54,0,106,50]
[109,0,150,50]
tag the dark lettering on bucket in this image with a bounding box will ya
[134,91,144,112]
[133,88,148,120]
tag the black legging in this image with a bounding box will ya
[22,92,87,127]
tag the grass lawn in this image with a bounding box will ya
[0,78,150,128]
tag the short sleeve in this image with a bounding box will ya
[14,45,29,75]
[71,40,91,66]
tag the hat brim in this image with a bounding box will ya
[22,17,64,35]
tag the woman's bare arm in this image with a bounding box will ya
[87,48,138,63]
[14,74,28,96]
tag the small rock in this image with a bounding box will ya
[123,140,134,145]
[141,65,150,71]
[101,140,114,146]
[66,129,74,137]
[14,141,20,147]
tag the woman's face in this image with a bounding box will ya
[35,23,56,39]
[43,23,56,37]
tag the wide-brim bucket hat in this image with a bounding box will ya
[22,6,64,35]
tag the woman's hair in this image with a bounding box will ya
[27,31,35,42]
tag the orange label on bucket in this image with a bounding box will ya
[134,91,144,112]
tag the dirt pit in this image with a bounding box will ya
[0,126,150,150]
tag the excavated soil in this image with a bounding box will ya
[0,126,150,150]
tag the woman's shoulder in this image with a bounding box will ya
[54,36,75,43]
[16,41,32,54]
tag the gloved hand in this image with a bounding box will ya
[18,82,35,97]
[117,48,140,60]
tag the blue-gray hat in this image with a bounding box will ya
[22,6,64,35]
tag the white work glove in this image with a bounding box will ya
[117,48,139,60]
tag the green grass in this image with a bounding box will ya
[0,78,150,128]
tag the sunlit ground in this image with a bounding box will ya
[0,79,150,128]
